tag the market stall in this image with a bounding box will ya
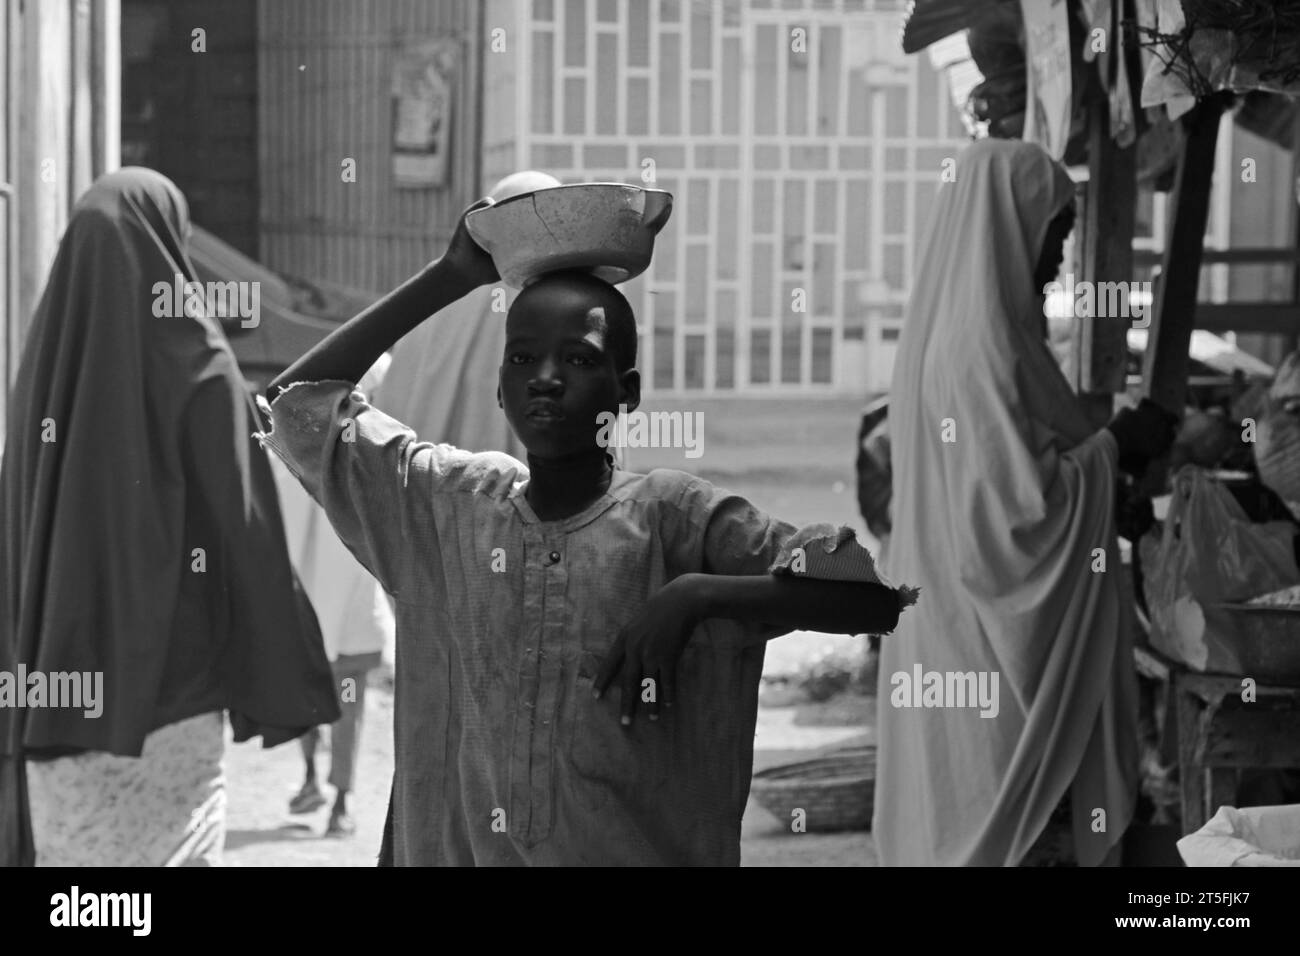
[896,0,1300,861]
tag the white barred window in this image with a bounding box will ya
[490,0,967,394]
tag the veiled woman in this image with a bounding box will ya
[0,168,338,866]
[875,139,1174,866]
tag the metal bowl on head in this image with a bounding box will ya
[465,182,673,289]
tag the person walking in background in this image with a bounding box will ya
[0,168,339,867]
[272,357,396,838]
[874,139,1177,867]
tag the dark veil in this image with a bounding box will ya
[0,168,337,865]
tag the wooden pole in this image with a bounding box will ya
[91,0,120,181]
[1075,69,1135,430]
[1141,94,1229,415]
[1290,102,1300,354]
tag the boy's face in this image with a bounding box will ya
[500,282,638,459]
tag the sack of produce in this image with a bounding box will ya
[1140,466,1300,673]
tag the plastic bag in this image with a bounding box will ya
[1177,804,1300,866]
[1140,466,1300,672]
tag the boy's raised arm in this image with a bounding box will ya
[266,198,498,401]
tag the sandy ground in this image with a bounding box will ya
[223,396,882,866]
[221,668,878,867]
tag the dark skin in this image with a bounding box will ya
[498,277,638,520]
[1034,203,1075,294]
[271,200,906,728]
[1034,202,1075,340]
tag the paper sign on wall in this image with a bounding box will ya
[391,41,456,188]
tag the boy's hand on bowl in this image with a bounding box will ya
[442,197,499,290]
[593,575,705,727]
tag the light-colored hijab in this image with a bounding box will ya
[874,139,1138,866]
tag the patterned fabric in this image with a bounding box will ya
[26,711,226,867]
[259,381,883,866]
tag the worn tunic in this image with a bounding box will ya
[260,381,881,865]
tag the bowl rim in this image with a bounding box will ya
[472,182,673,214]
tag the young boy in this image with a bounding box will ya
[259,196,915,866]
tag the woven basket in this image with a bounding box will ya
[751,745,876,832]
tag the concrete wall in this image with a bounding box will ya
[256,0,483,294]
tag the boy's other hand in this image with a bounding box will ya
[593,575,705,727]
[443,197,499,290]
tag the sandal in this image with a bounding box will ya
[289,780,327,815]
[326,808,357,837]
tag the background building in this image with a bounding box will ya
[124,0,971,397]
[3,0,1294,417]
[482,0,968,395]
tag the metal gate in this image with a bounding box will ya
[497,0,966,395]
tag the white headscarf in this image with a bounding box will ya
[874,138,1138,866]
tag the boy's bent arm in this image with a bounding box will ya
[682,573,904,637]
[266,199,497,400]
[594,571,915,725]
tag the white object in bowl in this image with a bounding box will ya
[465,182,673,289]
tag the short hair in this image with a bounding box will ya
[512,270,638,372]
